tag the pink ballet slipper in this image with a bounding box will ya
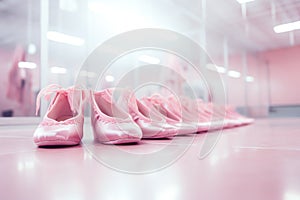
[146,94,198,135]
[196,100,227,130]
[33,84,86,146]
[225,106,254,126]
[130,97,178,138]
[91,88,142,144]
[167,96,211,132]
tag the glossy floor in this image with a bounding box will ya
[0,118,300,200]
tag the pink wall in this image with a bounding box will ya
[227,54,245,107]
[246,53,269,116]
[210,52,269,117]
[209,55,246,107]
[194,44,300,116]
[261,45,300,106]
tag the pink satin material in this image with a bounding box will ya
[129,96,178,138]
[33,85,85,146]
[91,89,142,144]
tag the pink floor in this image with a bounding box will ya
[0,118,300,200]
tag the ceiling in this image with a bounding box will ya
[0,0,300,57]
[169,0,300,55]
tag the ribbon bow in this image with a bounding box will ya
[36,84,88,115]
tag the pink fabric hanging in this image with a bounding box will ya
[6,45,33,110]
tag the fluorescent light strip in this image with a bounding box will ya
[139,55,160,64]
[18,61,37,69]
[51,66,67,74]
[216,66,226,73]
[245,76,254,82]
[236,0,255,4]
[228,70,241,78]
[47,31,85,46]
[273,21,300,33]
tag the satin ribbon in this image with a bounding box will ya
[35,84,88,115]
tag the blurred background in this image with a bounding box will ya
[0,0,299,120]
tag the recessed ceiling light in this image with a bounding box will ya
[47,31,85,46]
[273,21,300,33]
